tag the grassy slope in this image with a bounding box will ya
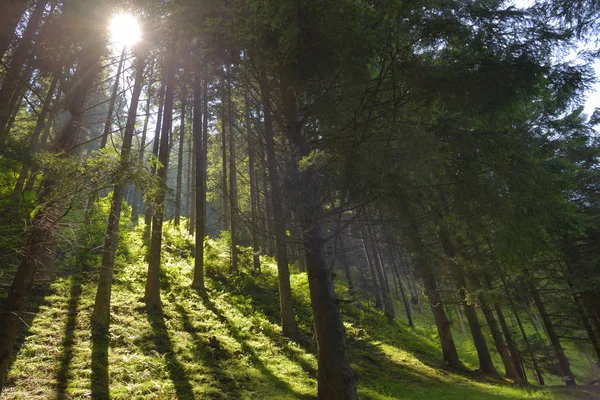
[1,224,599,399]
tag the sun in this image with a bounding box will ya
[109,13,141,49]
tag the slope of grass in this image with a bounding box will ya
[1,223,597,399]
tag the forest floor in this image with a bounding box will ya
[1,225,599,399]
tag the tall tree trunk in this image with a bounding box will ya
[220,81,229,231]
[437,221,495,374]
[144,77,165,241]
[100,47,126,149]
[360,225,383,309]
[191,71,205,291]
[365,223,395,319]
[479,296,521,381]
[174,85,186,226]
[132,86,153,223]
[258,69,299,341]
[391,248,414,327]
[303,221,358,400]
[246,96,261,272]
[338,234,355,300]
[188,108,195,235]
[529,282,576,385]
[92,52,145,331]
[0,20,104,390]
[145,39,177,310]
[277,67,357,397]
[494,303,526,381]
[227,76,238,273]
[410,218,460,368]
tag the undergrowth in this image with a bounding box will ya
[1,222,598,399]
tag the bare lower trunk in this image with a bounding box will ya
[480,297,521,381]
[303,221,357,400]
[259,70,298,340]
[530,282,576,386]
[192,73,205,291]
[227,77,238,273]
[494,303,526,381]
[145,40,178,310]
[174,88,186,226]
[92,53,145,331]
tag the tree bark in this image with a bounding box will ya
[191,72,205,291]
[258,69,299,341]
[360,225,383,309]
[174,84,186,226]
[145,39,177,310]
[227,76,238,273]
[246,96,261,273]
[92,52,145,331]
[100,47,126,149]
[494,303,526,381]
[480,296,521,381]
[530,282,576,385]
[144,77,165,241]
[132,85,153,223]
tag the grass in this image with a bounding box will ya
[1,223,598,399]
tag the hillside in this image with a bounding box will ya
[1,225,599,400]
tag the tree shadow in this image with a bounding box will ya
[55,273,83,399]
[173,302,241,399]
[1,281,52,385]
[145,304,196,400]
[91,328,109,399]
[198,292,316,400]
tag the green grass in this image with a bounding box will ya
[1,225,598,399]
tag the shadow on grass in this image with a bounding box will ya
[55,273,83,400]
[146,304,196,400]
[198,292,315,400]
[0,281,52,386]
[174,301,241,399]
[91,329,109,399]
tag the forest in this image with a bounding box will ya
[1,0,600,399]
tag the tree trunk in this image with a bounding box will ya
[479,296,521,381]
[391,248,414,327]
[144,77,165,241]
[132,86,153,223]
[191,72,205,291]
[145,39,177,310]
[365,223,395,319]
[100,47,126,149]
[246,96,261,273]
[529,282,576,385]
[91,52,145,331]
[494,303,527,381]
[303,221,358,400]
[220,81,229,231]
[258,69,299,341]
[174,85,186,226]
[360,225,383,309]
[227,76,238,273]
